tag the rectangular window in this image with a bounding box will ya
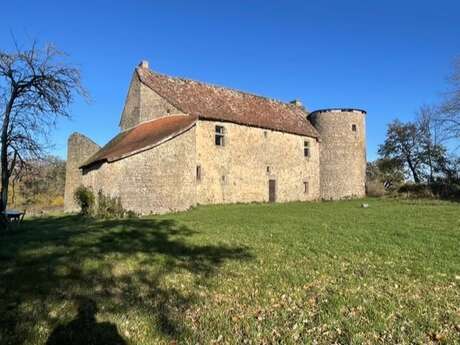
[266,166,270,173]
[196,165,201,181]
[304,181,309,194]
[215,125,225,146]
[352,124,357,132]
[304,141,310,157]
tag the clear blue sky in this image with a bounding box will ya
[1,1,459,160]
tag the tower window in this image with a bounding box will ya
[266,166,270,173]
[304,141,310,157]
[196,165,201,181]
[304,181,309,194]
[352,124,357,132]
[215,126,225,146]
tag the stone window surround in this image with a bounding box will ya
[303,181,309,194]
[196,165,202,182]
[304,140,310,158]
[215,125,225,146]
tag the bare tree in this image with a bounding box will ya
[0,41,86,225]
[438,57,460,143]
[416,105,444,182]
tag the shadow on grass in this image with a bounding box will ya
[0,215,253,344]
[46,297,126,345]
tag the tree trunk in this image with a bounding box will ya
[0,94,14,227]
[407,159,420,183]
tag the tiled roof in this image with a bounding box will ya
[137,67,319,138]
[80,115,196,168]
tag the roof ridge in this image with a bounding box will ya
[140,67,301,109]
[135,66,319,138]
[119,113,191,133]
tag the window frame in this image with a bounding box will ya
[303,181,309,194]
[196,165,201,182]
[304,140,310,158]
[215,125,225,146]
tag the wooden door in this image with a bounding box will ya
[269,179,276,202]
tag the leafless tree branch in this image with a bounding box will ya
[0,39,87,226]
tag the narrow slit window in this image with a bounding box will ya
[352,124,357,132]
[266,166,270,173]
[196,165,201,181]
[304,141,310,157]
[215,125,225,146]
[304,181,309,194]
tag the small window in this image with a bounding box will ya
[303,181,309,194]
[221,175,226,182]
[304,141,310,157]
[352,124,357,132]
[196,165,201,181]
[266,166,270,173]
[264,131,268,138]
[215,125,225,146]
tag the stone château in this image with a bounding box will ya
[64,61,366,214]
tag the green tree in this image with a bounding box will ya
[378,120,424,183]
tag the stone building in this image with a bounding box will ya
[64,61,366,214]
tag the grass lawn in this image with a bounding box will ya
[0,198,459,344]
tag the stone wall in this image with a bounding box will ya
[81,126,196,215]
[64,133,101,212]
[309,109,366,200]
[196,120,320,204]
[119,71,182,131]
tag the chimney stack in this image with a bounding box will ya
[290,99,303,107]
[139,60,149,69]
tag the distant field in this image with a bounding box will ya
[0,198,459,344]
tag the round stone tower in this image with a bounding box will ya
[309,109,366,200]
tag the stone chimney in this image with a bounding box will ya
[139,60,149,69]
[290,99,303,107]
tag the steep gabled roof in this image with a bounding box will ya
[137,67,319,138]
[80,115,196,168]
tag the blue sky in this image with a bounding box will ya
[1,0,459,160]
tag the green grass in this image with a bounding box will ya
[1,198,459,344]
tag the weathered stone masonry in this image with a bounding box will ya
[64,61,367,214]
[196,120,320,204]
[64,133,100,212]
[310,109,366,200]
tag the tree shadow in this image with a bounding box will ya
[0,215,253,344]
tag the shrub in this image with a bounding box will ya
[430,182,460,200]
[366,180,386,197]
[74,185,95,215]
[397,183,433,198]
[50,195,64,207]
[96,190,126,219]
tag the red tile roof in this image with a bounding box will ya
[137,67,319,138]
[80,115,196,168]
